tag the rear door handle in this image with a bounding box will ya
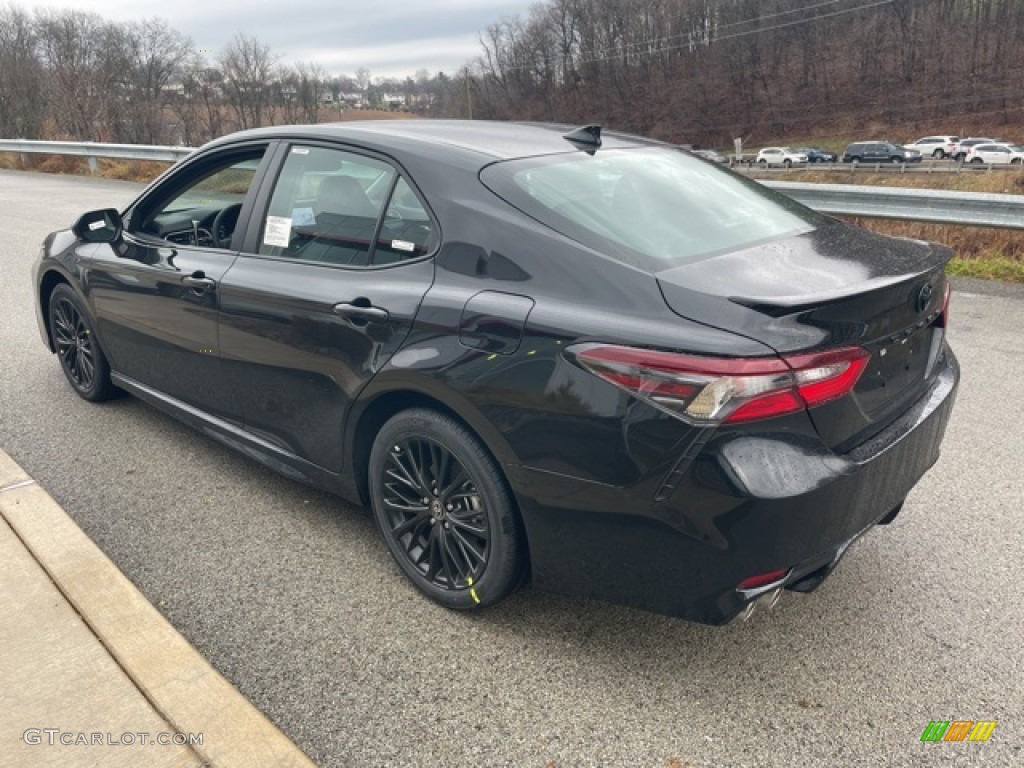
[333,301,390,323]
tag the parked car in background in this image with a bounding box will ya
[795,147,837,163]
[842,141,922,164]
[31,120,959,625]
[693,148,728,164]
[951,138,997,162]
[755,147,808,167]
[906,136,959,159]
[964,143,1024,164]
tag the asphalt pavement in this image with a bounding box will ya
[1,168,1021,767]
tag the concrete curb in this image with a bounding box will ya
[0,449,317,768]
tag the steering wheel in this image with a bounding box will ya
[211,203,243,249]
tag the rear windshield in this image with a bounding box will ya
[480,147,822,270]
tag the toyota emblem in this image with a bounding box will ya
[915,283,934,314]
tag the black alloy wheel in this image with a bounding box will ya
[49,284,115,401]
[369,408,524,610]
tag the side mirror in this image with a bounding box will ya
[72,208,123,244]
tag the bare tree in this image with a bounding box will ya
[35,9,130,140]
[175,57,225,145]
[119,18,193,143]
[295,62,327,123]
[219,33,275,130]
[0,6,45,138]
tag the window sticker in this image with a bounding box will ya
[391,240,416,252]
[263,216,293,248]
[291,147,310,155]
[291,207,316,227]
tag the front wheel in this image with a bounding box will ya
[971,157,984,164]
[891,156,904,164]
[369,408,525,610]
[783,159,792,168]
[48,283,116,402]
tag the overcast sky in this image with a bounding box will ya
[23,0,536,77]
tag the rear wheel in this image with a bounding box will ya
[932,149,945,159]
[48,284,115,402]
[369,408,525,610]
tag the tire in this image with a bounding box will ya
[758,159,767,166]
[48,283,116,402]
[932,149,945,159]
[783,159,792,168]
[891,156,904,164]
[369,408,525,610]
[971,157,983,164]
[849,157,860,164]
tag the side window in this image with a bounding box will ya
[135,151,265,248]
[373,178,436,264]
[259,145,396,267]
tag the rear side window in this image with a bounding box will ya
[480,147,821,270]
[257,145,434,267]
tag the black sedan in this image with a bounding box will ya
[795,146,838,163]
[33,121,959,624]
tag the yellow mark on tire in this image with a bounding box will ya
[467,576,480,604]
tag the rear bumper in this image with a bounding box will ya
[510,347,959,624]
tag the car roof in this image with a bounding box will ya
[201,120,663,165]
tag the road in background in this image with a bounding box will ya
[2,169,1021,767]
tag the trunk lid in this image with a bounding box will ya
[656,219,952,451]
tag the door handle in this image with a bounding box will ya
[333,301,390,323]
[183,272,216,291]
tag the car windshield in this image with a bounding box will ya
[480,147,822,271]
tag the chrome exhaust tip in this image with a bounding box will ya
[737,588,782,623]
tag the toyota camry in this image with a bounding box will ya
[33,121,959,623]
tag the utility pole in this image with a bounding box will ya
[465,66,473,120]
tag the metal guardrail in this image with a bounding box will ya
[764,181,1024,230]
[1,139,1022,229]
[0,139,191,170]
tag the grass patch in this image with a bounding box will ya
[0,152,171,183]
[946,256,1024,283]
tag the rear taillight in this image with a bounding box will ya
[737,568,791,591]
[568,344,869,425]
[936,281,951,328]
